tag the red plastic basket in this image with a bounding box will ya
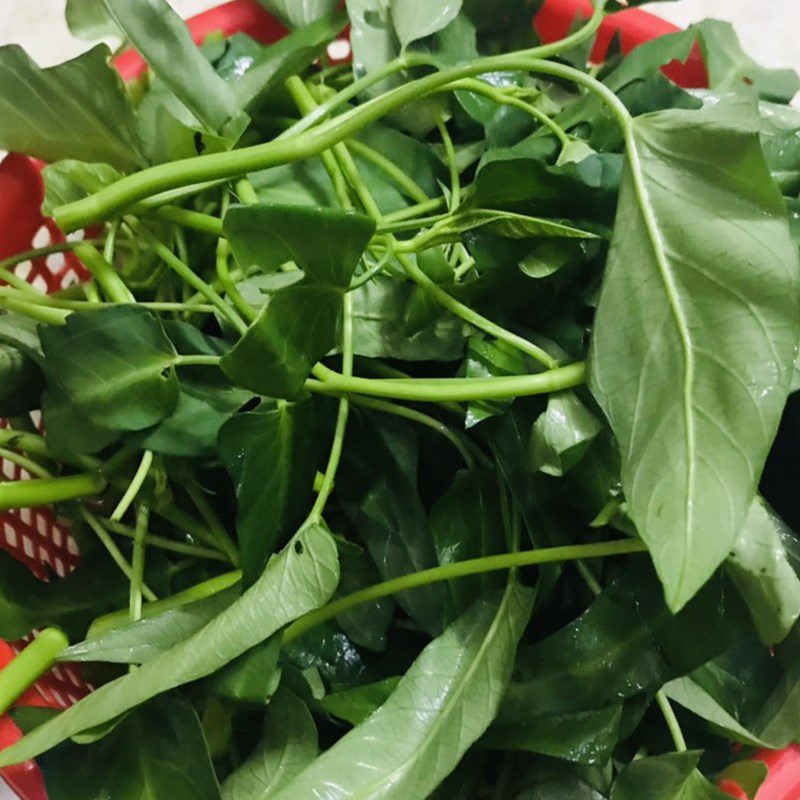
[0,2,794,798]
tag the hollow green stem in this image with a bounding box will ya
[656,689,688,752]
[382,197,446,224]
[110,449,153,522]
[0,448,50,479]
[0,471,106,511]
[284,536,646,643]
[0,293,69,325]
[150,205,224,237]
[216,233,257,323]
[103,219,120,265]
[437,117,461,209]
[0,239,106,292]
[173,354,224,368]
[129,503,149,622]
[234,178,259,205]
[307,293,354,523]
[54,50,608,228]
[183,483,241,567]
[0,629,69,716]
[0,428,92,469]
[145,236,248,335]
[347,247,395,292]
[310,360,585,403]
[80,509,158,602]
[101,517,229,562]
[87,569,242,639]
[72,243,134,304]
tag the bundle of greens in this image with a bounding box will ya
[0,0,800,797]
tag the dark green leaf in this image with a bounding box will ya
[41,695,221,800]
[64,0,118,40]
[233,16,346,111]
[40,305,180,432]
[0,550,129,641]
[218,399,331,583]
[101,0,249,139]
[727,498,800,645]
[431,469,505,618]
[0,525,339,765]
[211,636,281,704]
[0,45,143,169]
[529,391,601,477]
[270,582,533,800]
[339,414,447,635]
[610,751,730,800]
[588,98,799,611]
[319,677,401,725]
[351,275,467,361]
[695,20,800,103]
[484,704,623,765]
[715,762,768,800]
[0,343,43,417]
[221,689,318,800]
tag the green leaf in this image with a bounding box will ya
[339,414,447,635]
[42,161,122,216]
[588,98,800,611]
[101,0,249,140]
[483,704,623,765]
[335,544,395,651]
[221,689,318,800]
[716,762,768,800]
[345,0,399,86]
[62,588,239,664]
[233,16,346,111]
[759,101,800,196]
[390,0,463,50]
[270,582,534,800]
[695,20,800,103]
[218,399,332,584]
[319,677,401,725]
[283,623,366,691]
[610,751,731,800]
[727,498,800,645]
[0,45,143,169]
[351,275,467,361]
[64,0,119,40]
[498,569,748,719]
[256,0,339,28]
[663,676,776,749]
[529,391,601,477]
[0,525,339,766]
[220,204,375,398]
[751,658,800,746]
[210,637,282,704]
[0,550,129,641]
[418,209,597,250]
[40,305,180,432]
[41,695,221,800]
[431,469,505,618]
[0,343,43,417]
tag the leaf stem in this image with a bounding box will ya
[437,116,461,209]
[183,483,241,567]
[0,448,51,479]
[72,243,134,304]
[100,517,229,562]
[0,239,106,292]
[308,361,586,403]
[129,503,149,622]
[80,509,158,602]
[0,629,69,717]
[283,537,646,643]
[110,449,153,522]
[86,569,241,639]
[346,139,430,205]
[656,689,688,752]
[173,354,224,368]
[0,471,106,512]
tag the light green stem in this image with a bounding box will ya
[183,483,241,567]
[0,472,106,511]
[656,689,688,752]
[0,293,69,325]
[0,239,106,293]
[129,503,149,622]
[0,629,69,716]
[110,449,153,522]
[437,117,461,209]
[284,537,646,643]
[87,569,242,639]
[346,139,430,205]
[0,448,50,479]
[310,361,585,403]
[101,517,228,562]
[150,205,224,237]
[72,243,134,304]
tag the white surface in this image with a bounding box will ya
[0,780,18,800]
[0,0,798,72]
